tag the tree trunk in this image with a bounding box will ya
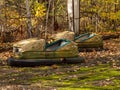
[67,0,80,35]
[26,0,32,38]
[67,0,74,32]
[73,0,80,35]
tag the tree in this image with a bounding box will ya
[67,0,80,35]
[26,0,32,38]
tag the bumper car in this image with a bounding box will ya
[7,38,84,66]
[74,33,103,49]
[50,31,103,50]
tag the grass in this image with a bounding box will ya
[25,64,120,89]
[0,64,120,89]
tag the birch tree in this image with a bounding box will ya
[26,0,32,38]
[67,0,73,32]
[67,0,80,35]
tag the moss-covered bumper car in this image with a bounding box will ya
[74,33,103,49]
[7,38,84,66]
[50,31,103,50]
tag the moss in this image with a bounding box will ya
[58,87,104,90]
[2,64,120,89]
[28,64,119,88]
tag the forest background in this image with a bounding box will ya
[0,0,120,43]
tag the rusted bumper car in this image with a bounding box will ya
[7,38,84,66]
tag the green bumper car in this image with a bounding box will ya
[75,33,103,49]
[7,38,84,66]
[50,31,103,49]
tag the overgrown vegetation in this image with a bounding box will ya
[28,64,120,89]
[0,64,120,89]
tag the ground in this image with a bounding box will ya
[0,37,120,90]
